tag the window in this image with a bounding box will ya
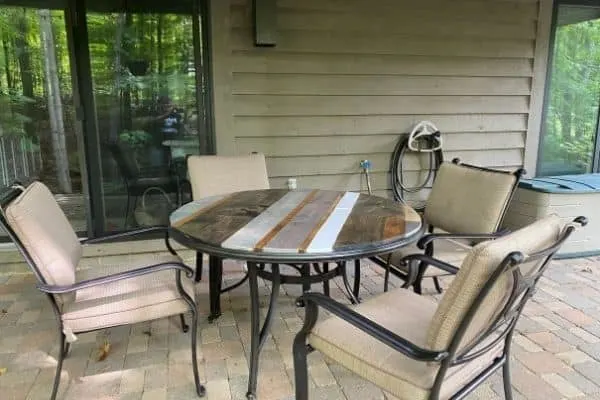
[538,2,600,176]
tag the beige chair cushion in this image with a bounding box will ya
[309,289,503,400]
[386,238,470,277]
[4,181,82,304]
[427,215,563,352]
[187,154,270,199]
[425,162,517,235]
[62,254,195,333]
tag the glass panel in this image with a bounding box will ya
[87,11,204,231]
[0,7,85,235]
[538,5,600,176]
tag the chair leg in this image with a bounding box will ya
[175,184,181,207]
[503,343,514,400]
[293,334,310,400]
[323,262,330,296]
[353,259,361,301]
[180,314,189,333]
[63,342,71,358]
[413,261,426,295]
[190,306,206,397]
[433,276,443,294]
[195,252,203,283]
[413,280,423,295]
[383,263,390,292]
[130,195,139,227]
[51,332,66,400]
[124,194,131,229]
[340,262,359,304]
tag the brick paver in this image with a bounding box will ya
[1,256,600,399]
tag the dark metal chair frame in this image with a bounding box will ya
[0,182,205,400]
[369,158,526,294]
[293,216,587,400]
[106,141,185,227]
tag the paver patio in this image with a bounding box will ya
[2,252,600,400]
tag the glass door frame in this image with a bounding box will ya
[537,0,600,176]
[66,0,214,238]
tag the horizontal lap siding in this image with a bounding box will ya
[219,0,540,194]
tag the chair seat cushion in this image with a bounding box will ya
[385,239,470,277]
[62,254,195,334]
[308,289,503,399]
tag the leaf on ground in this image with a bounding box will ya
[0,367,6,376]
[97,340,111,362]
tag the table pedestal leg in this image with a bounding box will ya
[208,256,223,322]
[247,263,280,400]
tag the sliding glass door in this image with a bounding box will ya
[84,8,209,231]
[0,0,212,239]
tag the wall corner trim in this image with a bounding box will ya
[524,0,554,177]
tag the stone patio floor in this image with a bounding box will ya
[3,253,600,400]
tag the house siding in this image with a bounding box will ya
[210,0,546,197]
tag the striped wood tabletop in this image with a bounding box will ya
[169,189,422,262]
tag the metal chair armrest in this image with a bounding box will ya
[400,254,460,276]
[37,261,194,294]
[299,292,448,362]
[417,229,510,250]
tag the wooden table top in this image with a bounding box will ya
[169,189,423,263]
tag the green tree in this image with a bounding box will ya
[541,16,600,175]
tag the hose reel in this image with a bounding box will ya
[391,121,444,212]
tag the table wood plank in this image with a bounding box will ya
[304,191,360,253]
[176,189,289,245]
[262,190,343,253]
[334,194,421,249]
[221,190,314,251]
[255,190,318,250]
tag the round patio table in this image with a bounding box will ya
[169,188,423,399]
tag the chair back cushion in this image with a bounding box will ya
[427,215,563,352]
[187,153,270,199]
[424,162,518,234]
[5,182,82,302]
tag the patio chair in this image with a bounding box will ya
[106,140,183,227]
[0,180,205,400]
[293,214,586,400]
[186,153,270,282]
[186,153,274,321]
[371,158,525,294]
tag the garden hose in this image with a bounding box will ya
[391,126,444,212]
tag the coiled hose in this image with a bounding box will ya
[390,131,443,212]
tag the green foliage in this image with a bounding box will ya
[0,91,34,136]
[119,129,151,148]
[0,7,198,191]
[0,9,197,136]
[540,15,600,175]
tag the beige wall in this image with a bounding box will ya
[210,0,553,197]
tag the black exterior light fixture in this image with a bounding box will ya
[253,0,277,46]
